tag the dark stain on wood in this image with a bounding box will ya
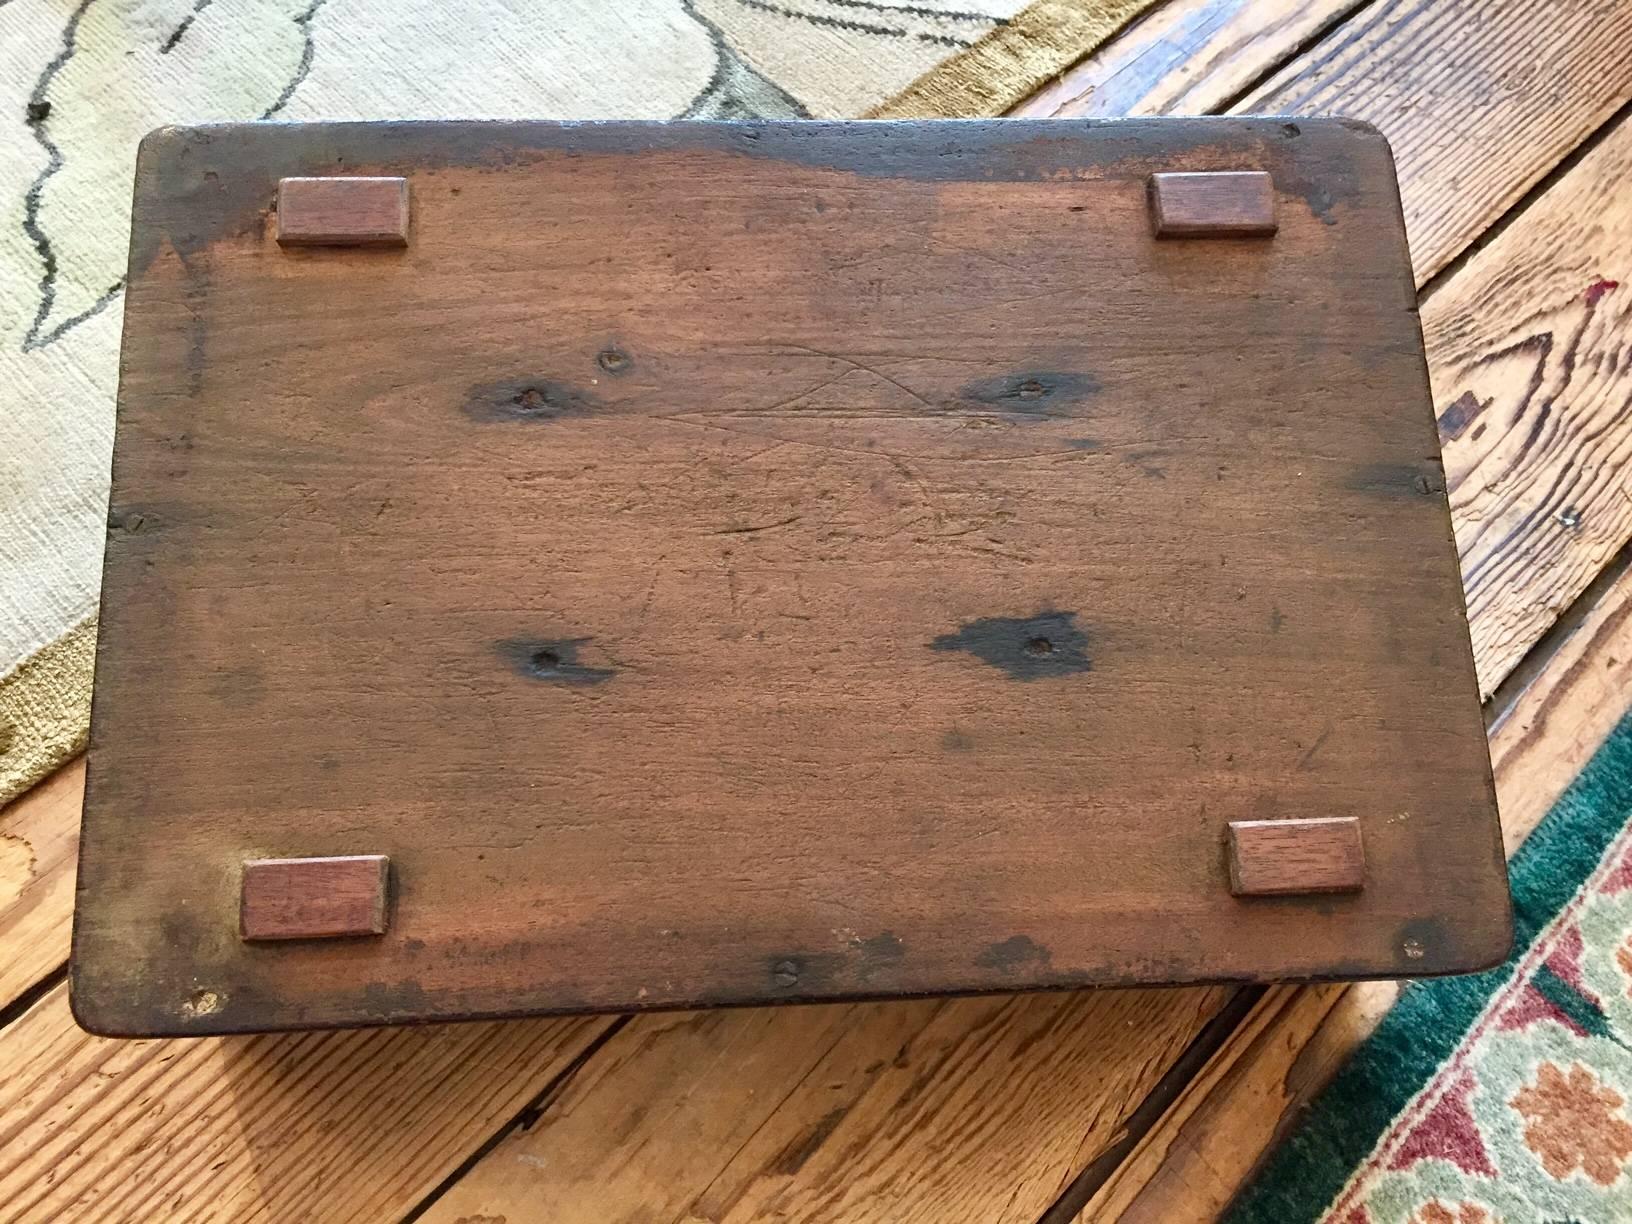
[941,728,974,752]
[856,931,905,977]
[1396,912,1502,975]
[1585,278,1619,307]
[127,127,279,279]
[958,371,1099,417]
[1065,437,1102,451]
[463,377,600,423]
[1346,460,1446,497]
[1125,447,1171,479]
[1436,389,1486,441]
[156,909,199,952]
[497,638,616,685]
[179,251,211,397]
[1271,117,1382,225]
[360,977,432,1019]
[1279,175,1338,225]
[206,663,266,709]
[931,611,1091,681]
[976,934,1052,971]
[770,1106,850,1177]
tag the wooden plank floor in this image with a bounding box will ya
[1,3,1628,1220]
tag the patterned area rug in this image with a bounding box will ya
[1231,712,1632,1223]
[0,0,1156,805]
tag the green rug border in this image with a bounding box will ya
[1228,709,1632,1223]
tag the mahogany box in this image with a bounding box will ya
[71,119,1510,1036]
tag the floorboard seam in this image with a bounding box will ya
[399,1012,632,1223]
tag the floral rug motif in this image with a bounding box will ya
[1232,713,1632,1224]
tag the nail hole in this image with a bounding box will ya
[771,960,800,988]
[1282,122,1300,137]
[1402,938,1425,960]
[1024,636,1054,657]
[597,349,630,373]
[513,387,549,412]
[1015,379,1046,401]
[530,648,561,673]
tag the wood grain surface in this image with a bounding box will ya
[0,992,613,1223]
[0,6,1615,1222]
[1070,112,1632,1223]
[0,759,81,1009]
[1018,0,1364,120]
[422,987,1233,1224]
[1022,0,1632,292]
[1083,557,1632,1222]
[423,20,1632,1221]
[1428,117,1632,696]
[0,15,1393,1210]
[76,117,1503,1037]
[1239,0,1632,284]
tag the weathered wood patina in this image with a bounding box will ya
[74,118,1505,1036]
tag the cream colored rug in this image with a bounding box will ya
[0,0,1156,803]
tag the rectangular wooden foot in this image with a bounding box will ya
[1149,171,1277,237]
[276,176,409,246]
[1227,818,1364,896]
[240,855,391,940]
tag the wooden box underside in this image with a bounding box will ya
[73,119,1508,1036]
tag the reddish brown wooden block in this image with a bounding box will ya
[1227,818,1365,897]
[1148,171,1277,237]
[276,176,409,246]
[240,855,390,940]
